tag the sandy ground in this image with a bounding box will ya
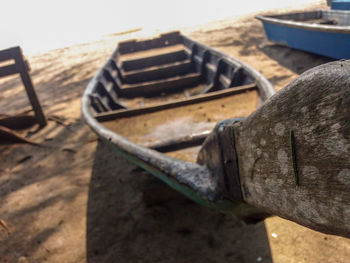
[1,2,350,263]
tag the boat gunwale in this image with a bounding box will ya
[82,32,275,207]
[256,9,350,34]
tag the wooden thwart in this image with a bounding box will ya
[121,72,201,96]
[121,49,189,72]
[118,31,182,55]
[121,59,192,84]
[144,130,211,152]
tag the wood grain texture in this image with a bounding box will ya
[233,61,350,237]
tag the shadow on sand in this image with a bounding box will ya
[86,141,273,263]
[258,43,334,75]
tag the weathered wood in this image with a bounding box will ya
[231,61,350,237]
[118,31,181,54]
[121,49,189,71]
[0,47,46,127]
[144,130,210,152]
[18,63,47,127]
[0,64,18,78]
[0,47,21,62]
[121,72,201,97]
[121,59,192,84]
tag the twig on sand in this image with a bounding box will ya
[47,115,73,131]
[0,125,39,145]
[0,218,9,232]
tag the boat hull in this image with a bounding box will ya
[332,0,350,10]
[82,31,274,218]
[257,10,350,59]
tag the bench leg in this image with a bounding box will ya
[19,70,47,127]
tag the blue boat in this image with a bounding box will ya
[332,0,350,10]
[256,10,350,59]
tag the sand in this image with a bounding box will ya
[103,91,258,141]
[1,2,349,263]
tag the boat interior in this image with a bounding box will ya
[88,32,264,162]
[265,10,350,26]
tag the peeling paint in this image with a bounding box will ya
[274,123,285,136]
[277,149,289,175]
[260,138,266,146]
[324,135,349,157]
[337,169,350,185]
[256,148,262,156]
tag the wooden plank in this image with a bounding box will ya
[144,130,210,152]
[120,72,201,97]
[118,31,181,54]
[121,59,192,84]
[0,46,46,127]
[96,83,257,121]
[119,44,186,62]
[15,54,47,127]
[0,46,21,62]
[197,119,244,202]
[0,64,18,78]
[121,49,189,71]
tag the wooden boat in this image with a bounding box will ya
[82,31,275,219]
[82,32,350,237]
[256,10,350,59]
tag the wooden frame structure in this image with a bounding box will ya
[0,46,46,127]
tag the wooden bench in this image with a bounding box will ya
[0,46,46,127]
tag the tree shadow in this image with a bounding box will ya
[0,42,109,262]
[86,141,273,263]
[0,32,147,262]
[0,58,99,117]
[0,118,97,262]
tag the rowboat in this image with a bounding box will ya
[256,10,350,59]
[82,31,275,220]
[82,32,350,237]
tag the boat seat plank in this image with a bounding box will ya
[120,72,201,97]
[120,47,190,72]
[118,31,181,54]
[143,130,211,152]
[119,44,186,62]
[121,59,192,84]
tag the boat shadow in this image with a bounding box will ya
[258,42,335,74]
[86,141,273,263]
